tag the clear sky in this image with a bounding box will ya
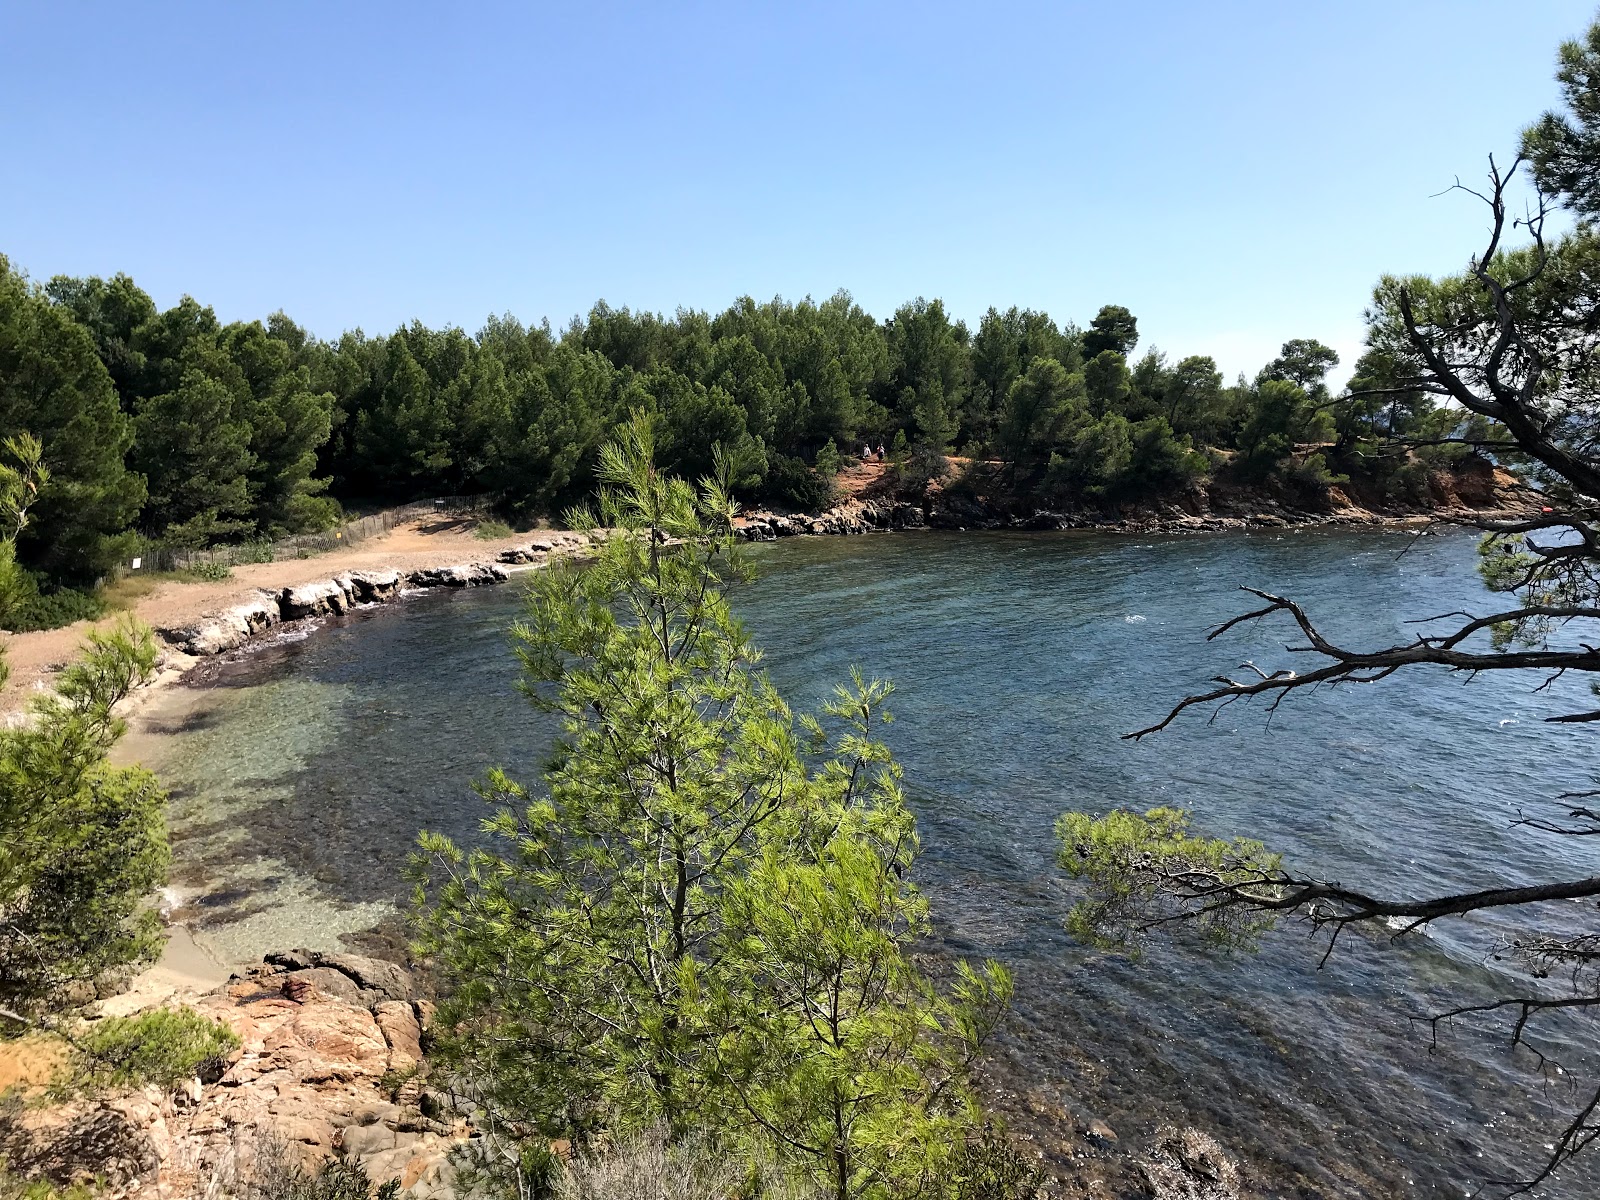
[3,1,1595,383]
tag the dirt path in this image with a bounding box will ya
[0,517,551,717]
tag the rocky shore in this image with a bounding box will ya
[156,531,595,660]
[0,952,462,1199]
[736,485,1541,543]
[148,492,1537,682]
[0,946,1247,1200]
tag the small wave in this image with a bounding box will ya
[1124,614,1147,623]
[1498,718,1519,727]
[1383,915,1433,937]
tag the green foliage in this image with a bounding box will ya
[473,518,514,541]
[255,1153,401,1200]
[354,335,454,493]
[998,357,1086,466]
[1522,18,1600,219]
[1045,414,1133,499]
[1234,379,1326,480]
[814,438,843,479]
[19,248,1467,573]
[948,1122,1043,1200]
[1282,451,1348,504]
[894,444,952,497]
[764,453,833,512]
[2,574,107,633]
[1126,416,1207,494]
[1083,350,1132,417]
[969,307,1081,447]
[133,369,255,546]
[186,560,233,582]
[73,1008,239,1090]
[0,1165,101,1200]
[1081,304,1139,359]
[411,417,1008,1198]
[1257,338,1339,402]
[0,257,143,584]
[1055,807,1283,952]
[0,620,171,1019]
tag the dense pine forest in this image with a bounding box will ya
[0,254,1477,625]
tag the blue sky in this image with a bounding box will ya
[3,1,1595,383]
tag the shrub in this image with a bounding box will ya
[894,443,952,495]
[814,438,843,479]
[187,560,232,582]
[275,1158,398,1200]
[75,1008,239,1090]
[474,518,514,541]
[246,1141,400,1200]
[236,540,277,565]
[762,453,833,512]
[554,1130,750,1200]
[1283,451,1349,506]
[0,1167,98,1200]
[949,1122,1043,1200]
[2,571,105,632]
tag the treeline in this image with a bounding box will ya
[2,253,1469,597]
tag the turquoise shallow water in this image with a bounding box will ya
[133,528,1600,1197]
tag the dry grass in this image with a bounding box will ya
[555,1129,817,1200]
[97,571,186,611]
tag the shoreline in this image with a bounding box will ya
[3,501,1534,734]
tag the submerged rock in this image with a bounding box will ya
[1138,1125,1242,1200]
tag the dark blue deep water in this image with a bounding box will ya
[132,529,1600,1198]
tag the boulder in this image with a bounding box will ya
[160,616,246,657]
[1138,1125,1242,1200]
[160,594,281,656]
[404,562,509,589]
[345,570,402,603]
[496,545,545,564]
[245,1000,389,1086]
[278,579,350,619]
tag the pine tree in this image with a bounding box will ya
[411,416,1009,1198]
[0,437,170,1022]
[0,257,143,583]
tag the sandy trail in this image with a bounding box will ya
[0,517,552,717]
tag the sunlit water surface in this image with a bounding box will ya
[128,529,1600,1198]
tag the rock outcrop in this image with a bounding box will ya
[404,562,508,589]
[159,560,511,659]
[0,953,463,1200]
[159,595,283,657]
[346,570,403,603]
[738,499,925,541]
[497,531,589,564]
[279,579,352,620]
